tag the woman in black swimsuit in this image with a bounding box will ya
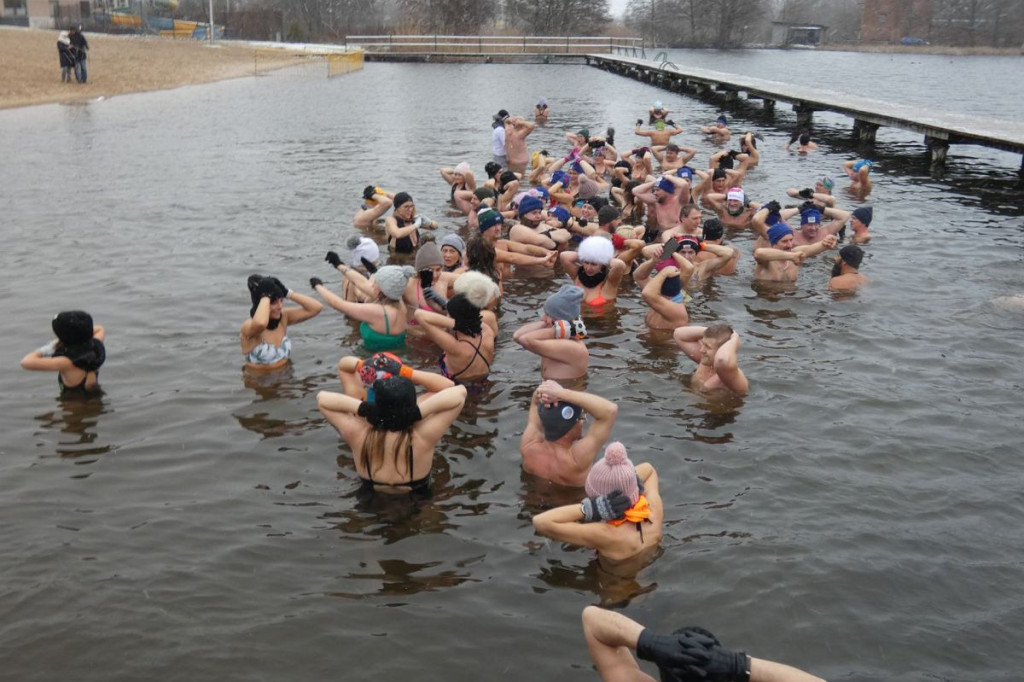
[317,376,466,495]
[21,311,106,396]
[386,192,435,255]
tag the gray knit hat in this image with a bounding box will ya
[374,265,415,301]
[544,284,583,321]
[440,233,466,257]
[414,241,443,271]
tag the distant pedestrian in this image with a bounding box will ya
[69,25,89,83]
[57,30,75,83]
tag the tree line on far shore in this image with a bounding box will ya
[167,0,1024,49]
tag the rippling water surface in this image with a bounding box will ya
[1,51,1023,682]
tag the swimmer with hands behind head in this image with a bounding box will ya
[513,284,589,380]
[241,275,322,371]
[520,380,619,487]
[22,310,106,395]
[532,442,662,564]
[673,324,748,396]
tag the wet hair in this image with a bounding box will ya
[358,377,421,482]
[51,311,106,372]
[484,161,502,179]
[466,235,500,284]
[799,132,812,145]
[704,324,733,344]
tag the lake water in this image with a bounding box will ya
[2,49,1023,682]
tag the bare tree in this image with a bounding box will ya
[504,0,611,36]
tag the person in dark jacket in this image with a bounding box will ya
[57,30,76,83]
[69,25,89,83]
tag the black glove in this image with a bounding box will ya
[666,119,676,126]
[309,277,323,289]
[256,277,278,300]
[423,286,448,310]
[636,118,643,126]
[419,269,434,287]
[727,149,739,159]
[326,251,342,268]
[799,200,818,213]
[360,257,378,274]
[362,185,376,200]
[270,277,288,298]
[797,188,814,199]
[371,352,404,376]
[636,629,712,677]
[580,490,630,523]
[683,631,751,682]
[763,200,781,215]
[578,218,588,228]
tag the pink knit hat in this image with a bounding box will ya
[585,442,639,505]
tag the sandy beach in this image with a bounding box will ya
[0,26,302,110]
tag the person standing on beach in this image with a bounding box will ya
[69,25,88,84]
[57,31,75,83]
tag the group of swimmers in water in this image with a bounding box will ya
[19,95,880,681]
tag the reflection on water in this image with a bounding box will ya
[329,557,482,601]
[32,394,112,465]
[534,554,660,608]
[235,365,328,439]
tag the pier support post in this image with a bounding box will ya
[722,89,738,103]
[853,119,879,145]
[794,104,814,129]
[763,99,775,113]
[925,135,949,177]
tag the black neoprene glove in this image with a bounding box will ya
[423,286,448,310]
[360,257,378,274]
[797,188,814,199]
[636,629,711,677]
[579,490,630,523]
[684,631,751,682]
[256,277,278,300]
[310,277,323,289]
[636,118,643,126]
[419,270,434,287]
[763,200,781,215]
[362,185,376,200]
[326,251,342,268]
[270,277,289,298]
[666,119,676,126]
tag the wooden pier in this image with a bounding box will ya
[345,34,643,65]
[587,55,1024,174]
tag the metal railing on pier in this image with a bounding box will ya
[344,34,644,57]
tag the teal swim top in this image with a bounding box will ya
[360,306,405,351]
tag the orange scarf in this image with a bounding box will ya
[607,495,651,526]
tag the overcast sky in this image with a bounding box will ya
[609,0,629,18]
